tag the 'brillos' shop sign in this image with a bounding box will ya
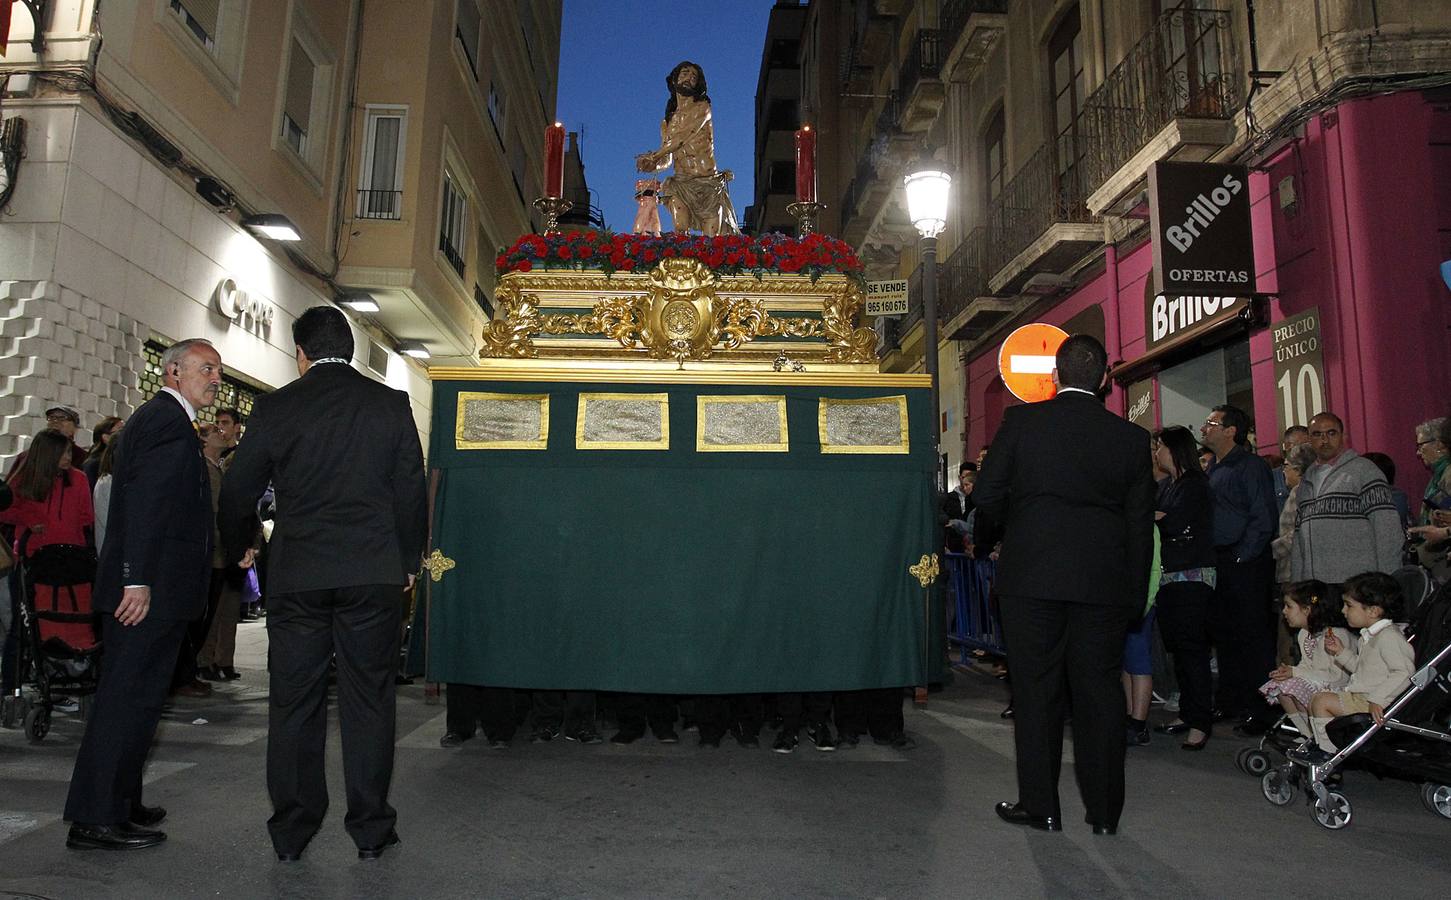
[1148,161,1256,297]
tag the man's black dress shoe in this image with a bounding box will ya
[609,729,643,745]
[276,851,303,862]
[994,801,1061,832]
[1153,721,1190,735]
[67,822,166,851]
[357,831,400,861]
[129,804,167,828]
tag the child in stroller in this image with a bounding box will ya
[1258,580,1356,743]
[1259,571,1451,829]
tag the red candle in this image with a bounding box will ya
[544,123,565,199]
[794,126,817,203]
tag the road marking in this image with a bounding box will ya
[0,811,61,845]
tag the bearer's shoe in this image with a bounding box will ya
[772,730,799,754]
[220,667,242,680]
[529,725,560,743]
[439,731,467,748]
[564,728,603,745]
[806,723,837,751]
[994,802,1061,832]
[129,804,166,828]
[652,727,679,744]
[198,665,223,682]
[836,730,860,748]
[731,725,760,749]
[609,729,644,745]
[357,831,400,861]
[66,822,166,851]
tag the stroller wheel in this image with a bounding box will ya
[1262,768,1295,806]
[1234,747,1252,774]
[1312,791,1352,829]
[23,706,51,743]
[1422,784,1451,820]
[1242,749,1272,777]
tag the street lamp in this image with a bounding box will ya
[903,164,951,487]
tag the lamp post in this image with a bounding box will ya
[903,163,950,706]
[903,164,951,486]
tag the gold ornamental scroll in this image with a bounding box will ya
[818,396,910,455]
[455,392,550,450]
[575,393,670,450]
[696,395,789,452]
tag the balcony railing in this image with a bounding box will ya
[903,263,925,335]
[898,29,943,104]
[1080,6,1238,195]
[987,138,1095,276]
[356,189,402,220]
[874,89,900,136]
[940,0,1008,46]
[439,234,465,278]
[938,227,988,323]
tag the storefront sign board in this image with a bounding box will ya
[1126,378,1156,430]
[1149,161,1256,297]
[1144,277,1244,353]
[1271,307,1326,431]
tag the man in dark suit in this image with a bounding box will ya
[65,339,224,851]
[219,306,427,863]
[973,334,1154,835]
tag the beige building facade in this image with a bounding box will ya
[0,0,559,465]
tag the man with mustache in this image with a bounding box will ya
[65,339,226,851]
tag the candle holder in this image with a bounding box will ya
[532,196,574,234]
[785,200,825,237]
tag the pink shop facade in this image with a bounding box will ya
[962,90,1451,492]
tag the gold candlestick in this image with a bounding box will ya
[532,196,574,234]
[785,200,825,237]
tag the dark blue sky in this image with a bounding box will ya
[557,1,778,232]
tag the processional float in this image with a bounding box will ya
[415,62,942,694]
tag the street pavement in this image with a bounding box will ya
[2,623,1450,899]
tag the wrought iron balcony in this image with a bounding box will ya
[941,0,1008,42]
[1081,6,1239,210]
[987,139,1096,276]
[938,227,989,324]
[356,189,402,220]
[940,0,1008,81]
[439,234,466,278]
[894,30,947,133]
[899,29,943,106]
[902,263,925,336]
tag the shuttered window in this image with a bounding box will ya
[170,0,221,48]
[283,38,315,154]
[456,1,482,78]
[358,107,406,219]
[439,172,468,278]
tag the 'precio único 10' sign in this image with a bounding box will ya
[1148,160,1256,297]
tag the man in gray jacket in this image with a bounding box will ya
[1290,412,1404,586]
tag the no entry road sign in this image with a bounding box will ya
[998,323,1069,403]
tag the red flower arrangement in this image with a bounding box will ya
[496,231,865,285]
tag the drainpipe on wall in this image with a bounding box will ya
[1104,241,1124,416]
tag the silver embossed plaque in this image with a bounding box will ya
[456,392,549,450]
[576,393,669,450]
[819,396,909,454]
[696,396,789,452]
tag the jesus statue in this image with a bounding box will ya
[635,61,740,236]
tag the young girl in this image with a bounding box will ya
[1299,571,1416,759]
[1259,580,1354,741]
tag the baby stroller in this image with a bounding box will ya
[0,543,102,742]
[1235,565,1444,779]
[1258,580,1451,829]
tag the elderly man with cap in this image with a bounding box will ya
[5,407,89,479]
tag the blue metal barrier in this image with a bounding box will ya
[944,552,1005,657]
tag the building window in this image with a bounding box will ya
[439,172,469,278]
[358,106,406,220]
[768,38,799,68]
[984,106,1005,210]
[475,221,496,293]
[767,161,796,194]
[141,340,267,421]
[488,81,506,144]
[169,0,219,50]
[1048,6,1086,212]
[766,99,798,131]
[159,0,249,101]
[282,38,316,156]
[456,0,482,79]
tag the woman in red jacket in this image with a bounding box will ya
[2,429,97,650]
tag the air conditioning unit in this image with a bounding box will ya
[1021,272,1072,295]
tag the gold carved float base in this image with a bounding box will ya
[480,258,878,367]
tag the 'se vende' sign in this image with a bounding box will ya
[1148,161,1256,297]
